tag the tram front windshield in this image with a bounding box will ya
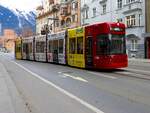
[96,34,126,55]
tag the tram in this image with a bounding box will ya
[85,22,127,69]
[47,31,66,64]
[22,36,35,60]
[15,37,22,59]
[35,35,46,62]
[15,22,128,69]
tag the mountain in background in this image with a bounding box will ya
[0,5,36,35]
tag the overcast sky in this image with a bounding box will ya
[0,0,42,11]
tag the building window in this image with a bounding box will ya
[72,2,78,10]
[72,15,76,22]
[139,14,141,26]
[55,20,59,27]
[117,18,123,23]
[126,15,136,27]
[117,0,122,9]
[131,40,138,51]
[102,4,106,14]
[66,18,71,27]
[83,9,89,19]
[61,20,65,28]
[93,8,96,17]
[126,0,135,4]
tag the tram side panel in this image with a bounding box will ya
[47,34,53,63]
[22,37,35,60]
[47,31,66,64]
[67,27,85,68]
[35,35,47,62]
[57,31,66,64]
[15,38,22,60]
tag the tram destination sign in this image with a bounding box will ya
[111,27,124,32]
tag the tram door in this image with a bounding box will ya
[85,36,93,68]
[26,43,30,59]
[53,40,58,63]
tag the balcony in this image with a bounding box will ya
[123,1,142,14]
[60,4,71,16]
[99,0,107,4]
[52,4,60,12]
[49,0,54,5]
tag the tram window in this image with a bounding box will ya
[69,38,76,54]
[59,39,64,54]
[23,43,27,52]
[96,35,110,55]
[29,43,32,53]
[49,40,53,53]
[36,42,45,53]
[77,37,83,54]
[111,35,125,54]
[53,40,58,52]
[86,37,92,55]
[16,44,21,52]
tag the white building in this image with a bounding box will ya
[81,0,145,58]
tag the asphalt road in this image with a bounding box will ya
[1,53,150,113]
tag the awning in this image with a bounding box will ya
[126,34,140,40]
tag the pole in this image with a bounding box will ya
[45,24,48,62]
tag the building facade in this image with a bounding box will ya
[0,29,17,52]
[81,0,145,58]
[36,0,81,34]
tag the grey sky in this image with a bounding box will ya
[0,0,42,11]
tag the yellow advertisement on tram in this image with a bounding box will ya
[67,27,85,68]
[15,37,22,59]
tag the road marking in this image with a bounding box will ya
[63,73,88,83]
[115,70,150,80]
[115,71,133,75]
[125,68,150,74]
[88,71,117,79]
[11,61,104,113]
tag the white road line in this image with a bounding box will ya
[115,71,133,75]
[88,71,117,79]
[11,61,104,113]
[125,68,150,74]
[115,71,150,79]
[61,73,88,83]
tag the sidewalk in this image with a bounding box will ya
[128,58,150,63]
[0,62,29,113]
